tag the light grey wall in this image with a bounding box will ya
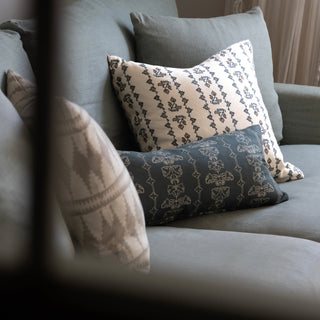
[176,0,226,18]
[0,0,35,23]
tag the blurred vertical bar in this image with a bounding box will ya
[31,0,58,273]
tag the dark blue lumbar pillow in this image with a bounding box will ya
[119,125,288,226]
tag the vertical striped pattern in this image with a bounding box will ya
[108,40,303,183]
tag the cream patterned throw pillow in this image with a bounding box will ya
[7,70,150,272]
[108,40,303,183]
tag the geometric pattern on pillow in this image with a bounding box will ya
[130,8,284,143]
[6,69,150,272]
[119,125,288,226]
[108,40,303,183]
[54,99,150,272]
[6,68,36,132]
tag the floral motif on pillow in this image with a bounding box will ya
[108,40,303,183]
[119,125,288,226]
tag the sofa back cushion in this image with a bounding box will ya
[1,0,178,151]
[0,29,34,93]
[130,7,283,143]
[0,27,75,262]
[0,20,38,78]
[56,0,178,150]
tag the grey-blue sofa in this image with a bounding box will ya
[1,0,320,318]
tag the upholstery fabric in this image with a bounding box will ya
[6,70,150,272]
[54,98,150,272]
[108,40,303,182]
[0,29,34,93]
[119,125,288,226]
[6,69,36,131]
[0,89,32,265]
[168,144,320,243]
[0,88,74,263]
[45,0,178,151]
[147,227,320,298]
[0,19,38,77]
[275,82,320,145]
[130,7,283,143]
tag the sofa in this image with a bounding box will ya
[1,0,320,318]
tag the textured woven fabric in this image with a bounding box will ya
[0,29,34,93]
[168,144,320,243]
[130,7,283,143]
[6,69,150,272]
[119,125,288,226]
[108,40,303,183]
[275,82,320,145]
[25,0,177,151]
[0,88,32,264]
[6,69,36,131]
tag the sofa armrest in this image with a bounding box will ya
[275,82,320,145]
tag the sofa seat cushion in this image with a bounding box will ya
[167,144,320,242]
[147,226,320,298]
